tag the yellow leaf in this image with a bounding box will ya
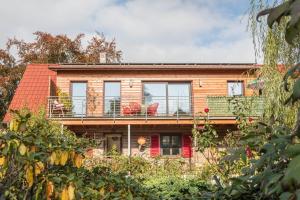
[25,166,34,187]
[19,143,27,156]
[99,187,105,196]
[69,151,75,160]
[68,184,75,200]
[9,120,14,131]
[74,154,83,168]
[34,161,44,176]
[61,187,69,200]
[46,181,54,200]
[13,121,20,132]
[55,150,61,165]
[49,152,56,165]
[0,156,5,165]
[60,151,69,166]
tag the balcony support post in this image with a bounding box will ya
[128,124,131,158]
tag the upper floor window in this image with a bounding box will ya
[143,82,191,115]
[71,82,87,117]
[104,82,121,116]
[227,81,244,96]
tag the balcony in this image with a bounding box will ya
[47,96,264,120]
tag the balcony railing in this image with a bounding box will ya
[47,96,264,120]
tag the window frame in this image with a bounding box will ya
[160,134,182,156]
[142,81,192,115]
[227,80,244,97]
[70,81,88,117]
[103,81,121,116]
[104,133,123,155]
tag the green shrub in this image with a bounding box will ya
[0,110,152,199]
[144,176,212,200]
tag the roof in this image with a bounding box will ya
[49,63,259,71]
[3,64,57,123]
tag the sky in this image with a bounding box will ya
[0,0,256,63]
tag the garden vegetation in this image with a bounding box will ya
[2,0,300,199]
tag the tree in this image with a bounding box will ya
[7,31,122,64]
[209,1,300,199]
[0,49,24,122]
[0,32,122,121]
[248,0,300,127]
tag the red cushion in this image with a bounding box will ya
[129,102,141,114]
[147,103,159,116]
[122,106,131,115]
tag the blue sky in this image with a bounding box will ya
[0,0,255,63]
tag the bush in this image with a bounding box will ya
[0,110,152,199]
[144,176,212,200]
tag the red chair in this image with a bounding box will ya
[147,103,159,116]
[122,106,132,116]
[129,102,141,114]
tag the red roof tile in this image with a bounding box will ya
[3,64,57,123]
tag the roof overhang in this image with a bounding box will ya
[48,63,260,71]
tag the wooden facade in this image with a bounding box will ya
[48,63,260,161]
[54,69,256,122]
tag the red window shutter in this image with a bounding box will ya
[182,135,192,158]
[150,135,160,157]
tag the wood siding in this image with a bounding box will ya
[69,124,236,164]
[56,69,256,120]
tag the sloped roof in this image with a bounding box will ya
[3,64,56,123]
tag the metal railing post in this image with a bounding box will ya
[145,98,148,121]
[192,96,195,118]
[81,100,84,121]
[113,98,116,123]
[177,96,179,122]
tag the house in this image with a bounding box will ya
[3,63,263,162]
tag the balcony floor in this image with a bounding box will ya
[49,116,238,125]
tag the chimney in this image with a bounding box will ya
[99,52,107,63]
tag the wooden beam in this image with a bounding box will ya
[51,118,237,126]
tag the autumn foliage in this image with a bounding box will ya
[6,31,122,64]
[0,110,150,199]
[0,31,122,121]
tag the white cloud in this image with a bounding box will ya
[0,0,255,63]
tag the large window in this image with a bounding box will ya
[160,135,181,155]
[143,82,191,115]
[104,82,121,116]
[144,83,167,115]
[227,81,244,96]
[71,82,87,117]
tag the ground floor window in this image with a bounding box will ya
[160,135,181,155]
[106,134,122,155]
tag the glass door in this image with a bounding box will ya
[71,82,87,117]
[168,83,191,116]
[104,82,121,116]
[143,83,167,115]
